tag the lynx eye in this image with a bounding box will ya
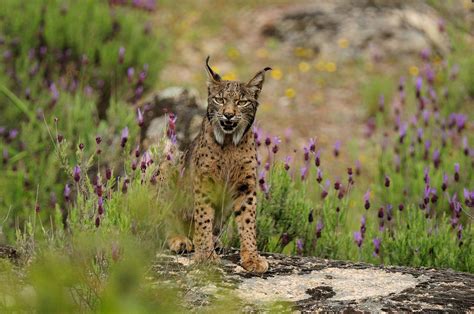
[212,97,224,106]
[237,100,249,107]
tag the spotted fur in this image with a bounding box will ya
[168,57,271,273]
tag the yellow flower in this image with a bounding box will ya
[294,47,313,58]
[256,48,269,59]
[409,66,419,76]
[226,47,240,60]
[338,38,349,49]
[222,72,236,81]
[325,62,337,73]
[285,88,296,98]
[433,55,442,66]
[298,61,311,73]
[271,67,283,80]
[315,60,325,71]
[358,154,367,164]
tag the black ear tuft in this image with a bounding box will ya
[263,67,272,72]
[205,56,221,82]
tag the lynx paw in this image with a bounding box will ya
[168,236,193,254]
[241,253,269,273]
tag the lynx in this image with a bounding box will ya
[168,57,271,273]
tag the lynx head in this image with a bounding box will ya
[205,56,271,146]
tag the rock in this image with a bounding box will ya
[140,87,206,150]
[261,0,450,61]
[154,250,474,312]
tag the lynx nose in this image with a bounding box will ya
[223,112,235,120]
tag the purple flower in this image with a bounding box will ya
[140,151,153,171]
[98,196,104,215]
[64,184,71,202]
[280,233,290,246]
[360,215,366,235]
[333,141,341,157]
[420,48,431,61]
[9,129,18,140]
[95,216,101,228]
[454,163,460,182]
[464,189,474,208]
[432,149,440,168]
[353,231,363,247]
[106,168,112,180]
[316,220,323,238]
[415,76,422,98]
[316,168,323,183]
[258,170,269,194]
[438,18,445,32]
[424,167,430,184]
[137,108,144,127]
[309,138,316,152]
[264,136,271,147]
[50,83,59,105]
[355,160,361,175]
[384,175,390,188]
[96,136,102,145]
[421,111,430,128]
[120,127,129,148]
[364,189,370,210]
[398,203,404,211]
[300,166,308,181]
[425,64,434,85]
[457,224,463,241]
[386,204,393,221]
[417,128,423,143]
[399,123,407,143]
[462,136,469,156]
[442,173,448,191]
[314,150,321,167]
[373,238,381,256]
[118,46,125,64]
[296,239,304,255]
[73,165,81,182]
[423,185,431,205]
[321,180,330,199]
[378,207,384,219]
[127,67,135,82]
[272,136,281,154]
[303,146,310,162]
[284,156,291,171]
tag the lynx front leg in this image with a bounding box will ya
[234,182,268,273]
[192,177,219,263]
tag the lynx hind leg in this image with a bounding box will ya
[167,235,193,254]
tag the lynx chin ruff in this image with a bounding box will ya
[167,57,271,273]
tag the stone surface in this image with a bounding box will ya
[140,86,205,150]
[154,249,474,312]
[261,0,451,61]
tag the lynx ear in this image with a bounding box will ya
[205,56,221,84]
[247,67,271,98]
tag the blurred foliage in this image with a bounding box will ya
[0,0,473,312]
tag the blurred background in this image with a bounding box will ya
[0,0,473,311]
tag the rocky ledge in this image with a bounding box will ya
[154,249,474,312]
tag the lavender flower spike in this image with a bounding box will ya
[364,189,370,210]
[73,165,81,182]
[120,127,129,148]
[353,231,363,247]
[373,238,381,256]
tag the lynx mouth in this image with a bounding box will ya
[219,120,238,133]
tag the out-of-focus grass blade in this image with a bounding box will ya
[0,84,35,123]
